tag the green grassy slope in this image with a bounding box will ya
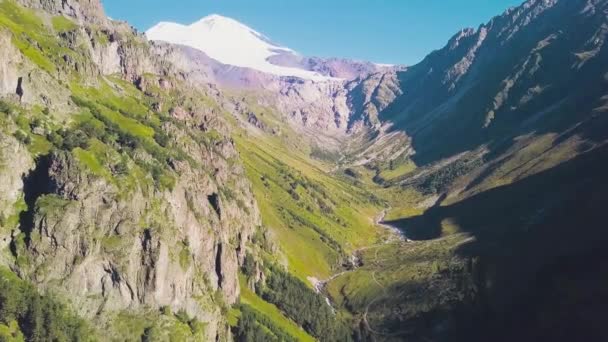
[236,274,316,342]
[324,132,608,340]
[235,127,384,281]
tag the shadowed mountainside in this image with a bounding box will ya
[384,143,608,341]
[382,0,608,165]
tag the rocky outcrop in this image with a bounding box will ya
[0,0,262,339]
[346,71,403,132]
[0,30,22,100]
[0,28,72,110]
[7,120,260,338]
[16,0,107,25]
[0,132,34,255]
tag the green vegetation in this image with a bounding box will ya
[233,305,298,342]
[259,265,353,341]
[1,105,54,157]
[0,320,24,341]
[326,235,471,336]
[51,15,77,33]
[73,147,112,179]
[0,267,94,341]
[178,240,191,270]
[1,195,27,233]
[110,309,206,342]
[0,0,83,74]
[416,156,483,194]
[0,101,13,117]
[237,275,315,342]
[235,130,383,281]
[57,82,185,191]
[377,159,416,182]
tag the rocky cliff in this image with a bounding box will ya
[0,0,260,339]
[150,41,405,149]
[16,0,106,25]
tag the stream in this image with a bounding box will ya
[309,208,409,313]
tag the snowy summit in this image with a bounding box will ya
[146,14,335,81]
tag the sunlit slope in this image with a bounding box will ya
[235,127,383,281]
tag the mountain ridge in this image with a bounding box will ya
[0,0,607,340]
[146,14,338,81]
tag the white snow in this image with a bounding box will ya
[374,63,396,68]
[146,14,336,81]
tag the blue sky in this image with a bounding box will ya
[102,0,523,65]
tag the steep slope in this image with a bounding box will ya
[325,0,608,340]
[382,0,608,165]
[0,0,261,340]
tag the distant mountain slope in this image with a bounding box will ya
[146,14,403,141]
[382,0,608,165]
[147,14,397,82]
[146,14,335,81]
[324,1,608,340]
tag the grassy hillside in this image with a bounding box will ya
[233,274,316,342]
[234,121,384,281]
[323,135,608,340]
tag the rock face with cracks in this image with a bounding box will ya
[0,0,261,339]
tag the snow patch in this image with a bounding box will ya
[146,14,338,81]
[374,63,396,68]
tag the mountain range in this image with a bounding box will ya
[0,0,606,341]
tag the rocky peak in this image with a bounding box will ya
[446,28,478,50]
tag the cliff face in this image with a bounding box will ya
[18,132,258,317]
[151,42,404,145]
[16,0,106,25]
[0,0,261,339]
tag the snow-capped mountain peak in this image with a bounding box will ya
[146,14,335,81]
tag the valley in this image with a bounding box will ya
[0,0,605,341]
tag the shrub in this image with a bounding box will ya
[0,101,10,114]
[29,117,42,130]
[160,306,171,316]
[0,268,93,341]
[59,129,89,150]
[112,159,129,175]
[260,265,353,341]
[242,253,256,278]
[77,119,106,140]
[153,131,170,147]
[13,131,30,145]
[46,131,63,147]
